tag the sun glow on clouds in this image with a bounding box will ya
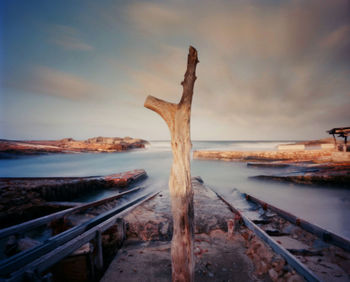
[1,0,350,140]
[124,0,350,139]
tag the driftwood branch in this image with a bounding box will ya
[144,46,199,281]
[144,96,177,130]
[179,46,199,107]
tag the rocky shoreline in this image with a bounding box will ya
[0,169,147,228]
[0,136,149,158]
[193,148,350,187]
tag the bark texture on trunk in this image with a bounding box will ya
[144,46,199,282]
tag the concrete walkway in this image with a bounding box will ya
[101,232,258,282]
[101,178,302,281]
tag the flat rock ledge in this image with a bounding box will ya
[194,150,350,187]
[193,150,350,163]
[102,178,302,281]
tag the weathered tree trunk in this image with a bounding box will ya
[144,46,199,281]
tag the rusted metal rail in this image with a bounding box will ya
[0,190,159,281]
[245,194,350,252]
[0,186,144,240]
[210,188,322,282]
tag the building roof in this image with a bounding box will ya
[327,127,350,137]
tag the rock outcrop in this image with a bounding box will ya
[0,137,149,158]
[251,163,350,187]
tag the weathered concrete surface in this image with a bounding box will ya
[102,179,302,281]
[101,232,261,282]
[124,177,234,241]
[0,169,146,228]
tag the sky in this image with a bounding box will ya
[0,0,349,141]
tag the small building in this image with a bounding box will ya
[327,127,350,152]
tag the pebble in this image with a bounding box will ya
[268,269,278,281]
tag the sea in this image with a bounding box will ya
[1,140,350,240]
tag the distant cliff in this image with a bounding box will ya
[0,137,149,158]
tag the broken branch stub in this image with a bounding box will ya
[144,46,199,281]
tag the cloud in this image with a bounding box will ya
[5,66,103,100]
[127,2,187,35]
[122,0,350,138]
[320,24,350,63]
[50,25,94,51]
[125,45,186,102]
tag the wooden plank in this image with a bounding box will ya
[211,190,321,282]
[0,190,151,277]
[245,194,350,252]
[0,186,143,239]
[5,191,159,282]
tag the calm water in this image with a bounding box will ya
[1,141,349,240]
